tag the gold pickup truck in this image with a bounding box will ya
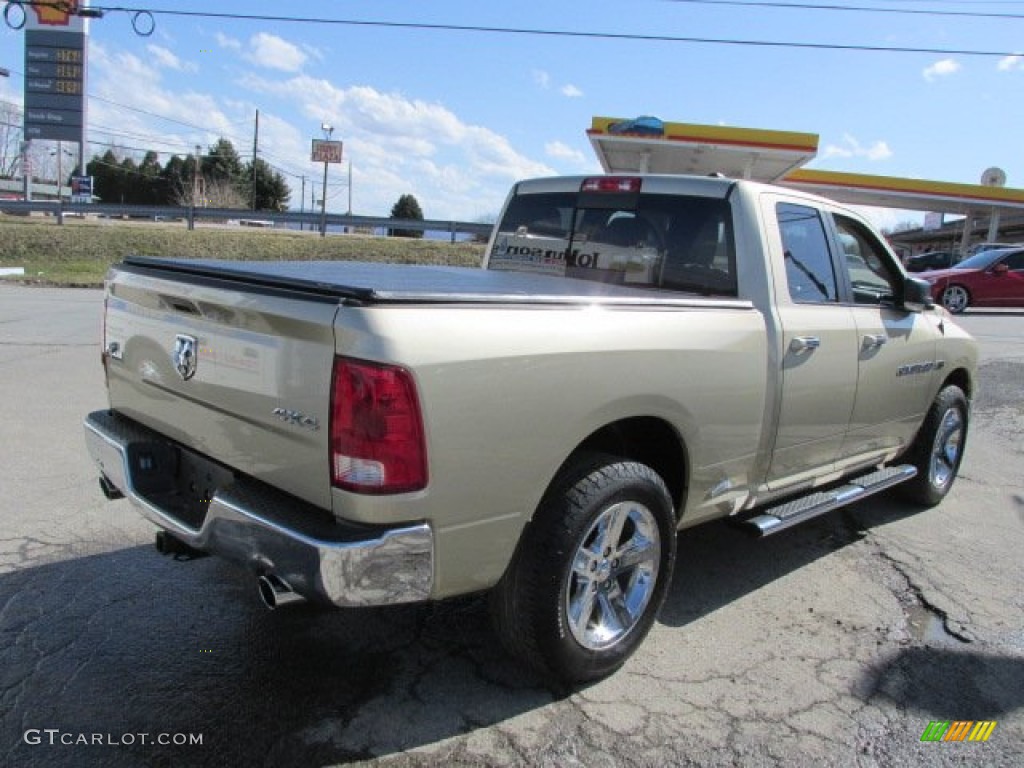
[84,174,977,684]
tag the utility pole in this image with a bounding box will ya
[251,109,259,211]
[300,175,306,231]
[347,160,352,215]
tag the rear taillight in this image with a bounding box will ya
[581,177,642,193]
[330,357,427,494]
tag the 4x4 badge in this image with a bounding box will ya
[173,334,198,381]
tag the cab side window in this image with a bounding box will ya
[833,214,900,305]
[777,203,838,303]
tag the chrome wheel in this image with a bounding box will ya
[564,501,661,651]
[941,284,969,314]
[929,407,963,490]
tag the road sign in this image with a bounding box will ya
[311,140,343,164]
[71,175,93,203]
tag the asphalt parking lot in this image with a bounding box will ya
[0,284,1021,768]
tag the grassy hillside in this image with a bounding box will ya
[0,215,486,286]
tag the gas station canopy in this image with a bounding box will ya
[587,116,1024,216]
[589,116,818,182]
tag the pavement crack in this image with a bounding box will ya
[874,549,973,645]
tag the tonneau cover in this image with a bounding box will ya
[120,256,752,309]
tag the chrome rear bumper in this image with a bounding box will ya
[83,410,434,607]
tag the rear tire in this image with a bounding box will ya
[899,385,969,506]
[490,454,676,685]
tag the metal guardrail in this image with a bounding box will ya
[0,200,495,242]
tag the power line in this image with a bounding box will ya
[662,0,1024,20]
[7,95,309,182]
[88,93,251,145]
[81,4,1024,57]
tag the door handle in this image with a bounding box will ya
[862,334,887,350]
[789,336,821,353]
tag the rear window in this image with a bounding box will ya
[488,188,737,296]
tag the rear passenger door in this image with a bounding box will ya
[765,200,859,487]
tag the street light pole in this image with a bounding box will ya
[320,123,333,237]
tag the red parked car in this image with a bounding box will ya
[923,247,1024,313]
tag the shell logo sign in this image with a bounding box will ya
[30,1,81,27]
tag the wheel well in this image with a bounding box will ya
[567,417,688,511]
[942,367,973,401]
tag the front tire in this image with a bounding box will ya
[940,284,970,314]
[491,455,676,684]
[899,385,969,506]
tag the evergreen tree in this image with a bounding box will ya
[86,150,119,203]
[203,138,244,187]
[83,138,290,210]
[242,158,291,211]
[159,155,188,205]
[119,156,140,204]
[389,194,425,238]
[138,150,162,205]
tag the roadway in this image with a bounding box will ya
[0,285,1020,767]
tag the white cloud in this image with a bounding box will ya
[237,73,553,217]
[85,44,552,219]
[245,33,307,73]
[545,141,590,168]
[545,141,583,161]
[923,59,960,82]
[532,71,582,98]
[147,44,197,73]
[302,44,325,63]
[998,54,1023,72]
[88,43,247,161]
[823,133,892,162]
[215,32,241,51]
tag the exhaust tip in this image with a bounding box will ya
[258,574,305,610]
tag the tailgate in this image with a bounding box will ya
[102,264,339,510]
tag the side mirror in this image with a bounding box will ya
[992,263,1009,275]
[902,277,934,311]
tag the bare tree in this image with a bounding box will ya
[204,178,246,209]
[0,101,23,178]
[171,175,246,209]
[881,220,921,236]
[27,142,57,184]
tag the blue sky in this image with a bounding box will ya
[2,0,1022,224]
